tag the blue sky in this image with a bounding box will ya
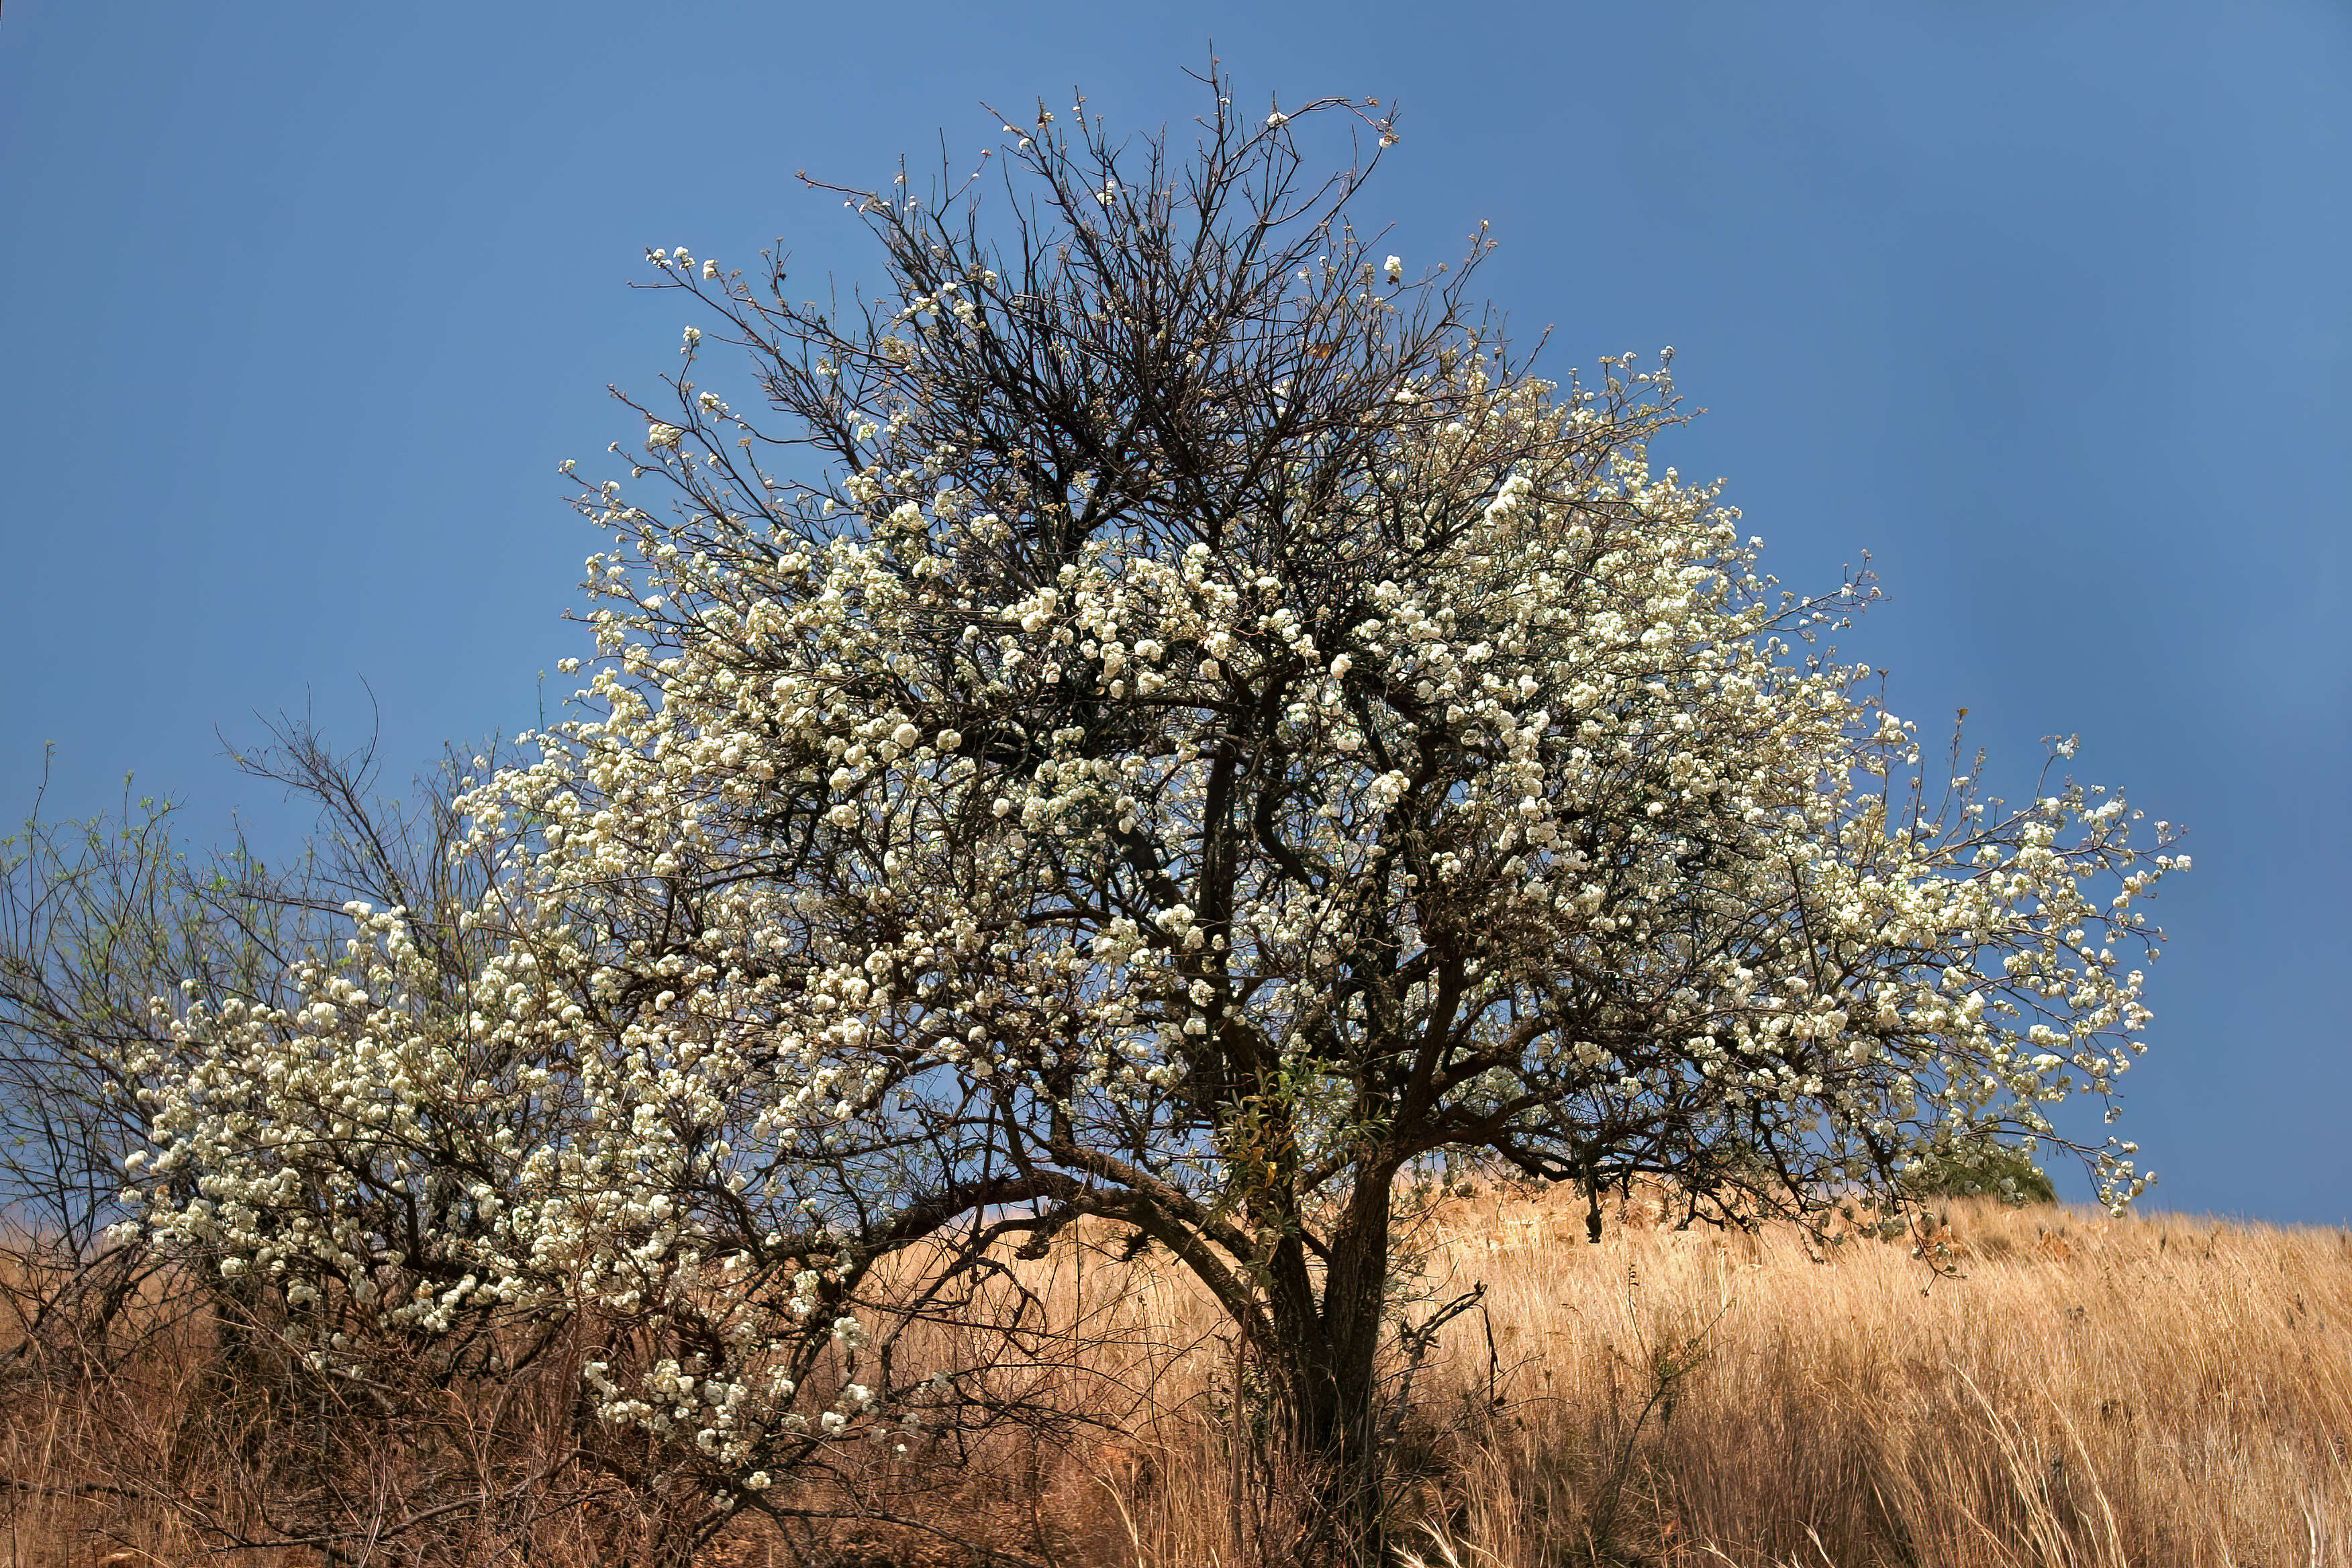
[2,3,2344,1222]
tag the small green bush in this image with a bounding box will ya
[1900,1146,2057,1206]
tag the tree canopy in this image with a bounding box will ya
[118,79,2179,1562]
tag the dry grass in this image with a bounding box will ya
[1397,1186,2352,1567]
[7,1188,2350,1566]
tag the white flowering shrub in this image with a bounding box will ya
[0,787,306,1344]
[121,863,977,1527]
[121,77,2181,1555]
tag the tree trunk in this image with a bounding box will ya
[1254,1164,1399,1568]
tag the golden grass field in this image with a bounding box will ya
[7,1185,2349,1567]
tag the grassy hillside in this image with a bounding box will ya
[7,1186,2348,1566]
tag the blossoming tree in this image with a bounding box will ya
[126,79,2180,1561]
